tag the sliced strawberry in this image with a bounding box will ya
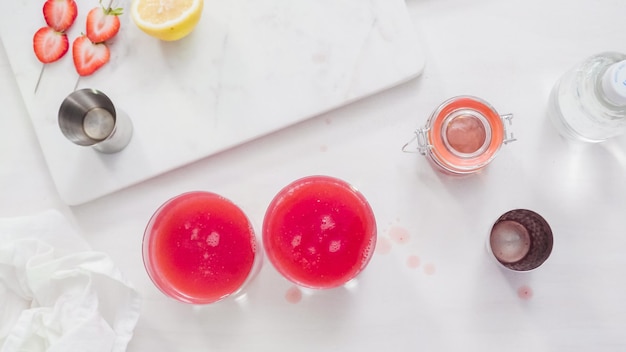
[33,27,69,64]
[43,0,78,32]
[86,5,123,43]
[72,35,110,76]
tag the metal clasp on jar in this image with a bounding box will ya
[501,113,517,145]
[402,113,516,154]
[401,127,431,155]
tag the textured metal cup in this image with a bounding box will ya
[488,209,553,271]
[58,88,133,153]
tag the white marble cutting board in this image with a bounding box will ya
[0,0,424,205]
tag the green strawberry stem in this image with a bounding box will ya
[101,0,123,15]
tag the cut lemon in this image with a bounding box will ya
[131,0,203,41]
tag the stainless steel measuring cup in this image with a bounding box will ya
[58,88,133,153]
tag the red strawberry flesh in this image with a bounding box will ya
[43,0,78,32]
[86,6,123,43]
[33,27,69,64]
[72,36,110,76]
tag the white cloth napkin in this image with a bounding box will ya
[0,210,141,352]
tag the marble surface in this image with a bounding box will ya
[2,0,626,351]
[0,0,424,205]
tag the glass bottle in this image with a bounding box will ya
[549,52,626,142]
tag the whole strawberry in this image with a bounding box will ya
[72,35,110,76]
[43,0,78,32]
[86,3,123,43]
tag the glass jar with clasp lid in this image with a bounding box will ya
[403,95,516,175]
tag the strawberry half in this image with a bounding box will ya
[86,4,123,43]
[33,27,69,64]
[43,0,78,33]
[72,35,110,76]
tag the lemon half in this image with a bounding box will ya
[131,0,203,41]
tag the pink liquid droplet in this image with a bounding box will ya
[389,226,410,244]
[517,285,533,300]
[423,263,436,275]
[285,286,303,304]
[406,255,420,269]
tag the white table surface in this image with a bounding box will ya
[2,0,626,351]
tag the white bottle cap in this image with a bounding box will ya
[601,60,626,106]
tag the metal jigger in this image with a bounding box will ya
[58,88,133,153]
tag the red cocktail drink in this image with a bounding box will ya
[143,191,257,304]
[263,176,377,289]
